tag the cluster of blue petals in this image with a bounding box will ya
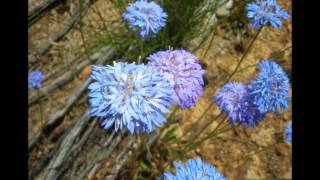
[28,70,45,89]
[246,0,290,29]
[161,157,226,180]
[88,62,175,134]
[123,0,167,39]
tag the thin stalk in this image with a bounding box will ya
[182,115,227,154]
[238,44,292,73]
[188,112,224,145]
[182,27,264,143]
[223,26,264,84]
[37,89,44,128]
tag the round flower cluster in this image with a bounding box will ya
[250,60,290,114]
[161,157,226,180]
[214,60,290,127]
[123,0,168,39]
[246,0,290,29]
[28,70,45,89]
[214,82,265,127]
[147,49,205,109]
[88,62,175,134]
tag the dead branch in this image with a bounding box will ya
[39,112,93,179]
[80,132,122,179]
[28,45,115,106]
[104,137,137,180]
[28,77,91,153]
[37,0,94,55]
[185,0,234,52]
[28,0,63,27]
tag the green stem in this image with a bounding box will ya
[138,39,144,64]
[188,112,224,145]
[223,26,264,84]
[182,115,227,154]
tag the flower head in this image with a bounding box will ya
[28,70,44,88]
[160,157,226,180]
[246,0,290,29]
[147,49,205,109]
[88,62,175,134]
[214,82,265,127]
[250,60,290,114]
[123,0,167,39]
[284,123,292,144]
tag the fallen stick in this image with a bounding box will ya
[37,0,93,55]
[28,45,115,106]
[39,112,93,180]
[28,77,91,153]
[28,0,63,27]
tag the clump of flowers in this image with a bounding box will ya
[160,157,226,180]
[88,62,175,134]
[123,0,168,39]
[28,70,45,89]
[284,123,292,144]
[214,82,265,128]
[249,60,290,114]
[147,49,205,109]
[246,0,290,29]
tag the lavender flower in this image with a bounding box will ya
[88,62,175,134]
[28,70,44,88]
[214,82,265,127]
[147,49,205,109]
[284,123,292,144]
[160,157,226,180]
[123,0,167,39]
[246,0,290,29]
[250,60,290,114]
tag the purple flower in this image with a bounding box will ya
[214,82,265,127]
[147,49,205,109]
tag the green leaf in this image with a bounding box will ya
[139,161,149,171]
[162,126,178,142]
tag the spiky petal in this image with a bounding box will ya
[250,60,290,114]
[147,49,205,109]
[88,62,175,134]
[160,157,226,180]
[214,82,265,128]
[246,0,290,29]
[123,0,167,39]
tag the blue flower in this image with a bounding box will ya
[28,70,44,88]
[250,60,290,114]
[123,0,167,39]
[88,62,175,134]
[160,157,226,180]
[246,0,290,29]
[284,123,292,144]
[147,49,205,109]
[214,82,265,128]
